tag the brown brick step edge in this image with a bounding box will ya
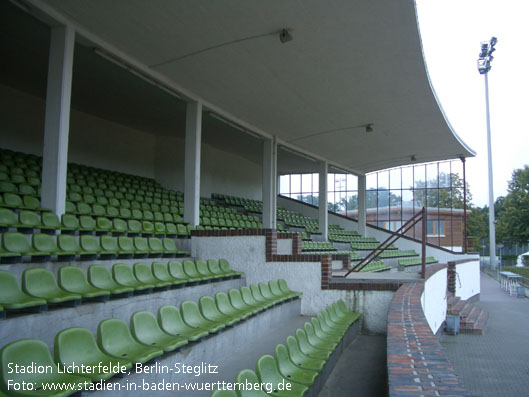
[447,299,489,335]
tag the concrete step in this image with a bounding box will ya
[461,306,481,326]
[449,299,466,315]
[459,302,474,319]
[445,297,489,335]
[447,296,460,309]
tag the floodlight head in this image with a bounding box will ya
[279,29,293,44]
[490,37,498,47]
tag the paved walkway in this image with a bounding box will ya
[439,272,529,397]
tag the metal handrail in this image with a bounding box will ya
[342,207,427,278]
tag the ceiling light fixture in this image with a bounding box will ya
[280,29,293,44]
[410,155,417,162]
[365,123,374,133]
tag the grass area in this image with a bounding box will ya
[503,266,529,279]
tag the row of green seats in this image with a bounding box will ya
[398,257,438,267]
[67,191,185,209]
[0,180,39,197]
[301,241,336,251]
[328,230,360,237]
[211,300,359,397]
[0,208,60,234]
[0,172,40,188]
[378,249,418,259]
[68,182,172,197]
[66,200,185,219]
[0,279,300,395]
[329,235,377,243]
[0,259,242,316]
[331,250,363,261]
[0,232,188,263]
[201,217,262,229]
[350,242,396,250]
[359,261,391,273]
[0,166,40,178]
[0,192,46,211]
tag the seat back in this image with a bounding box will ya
[57,234,80,253]
[148,237,163,252]
[195,260,212,277]
[219,258,234,273]
[80,234,101,251]
[97,318,137,356]
[207,259,223,275]
[157,305,184,335]
[22,268,60,297]
[113,218,127,233]
[199,296,222,320]
[180,301,205,328]
[101,235,118,252]
[54,327,109,367]
[118,236,134,251]
[255,354,284,389]
[3,232,30,253]
[96,217,112,231]
[152,262,172,282]
[79,215,96,230]
[259,282,275,300]
[0,270,26,302]
[133,236,149,251]
[130,311,165,342]
[88,265,119,290]
[58,266,90,292]
[18,210,40,228]
[0,208,16,226]
[61,213,79,229]
[168,261,187,280]
[133,262,157,284]
[183,260,200,278]
[268,280,284,297]
[228,289,248,311]
[235,369,270,397]
[162,238,176,251]
[32,233,57,253]
[112,263,138,285]
[41,212,60,228]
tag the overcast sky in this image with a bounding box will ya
[415,0,529,207]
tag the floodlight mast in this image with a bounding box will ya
[477,37,497,268]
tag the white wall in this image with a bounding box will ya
[0,83,157,178]
[192,235,394,334]
[421,268,447,334]
[455,260,480,300]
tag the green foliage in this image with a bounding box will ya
[467,205,487,240]
[496,165,529,244]
[413,173,471,209]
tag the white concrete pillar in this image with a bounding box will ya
[41,25,75,216]
[183,101,202,226]
[262,138,277,229]
[358,175,367,236]
[318,161,328,241]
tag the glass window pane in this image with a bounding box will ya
[378,170,389,190]
[312,173,319,194]
[414,165,426,189]
[367,173,377,190]
[427,163,438,188]
[439,161,451,188]
[347,174,358,190]
[402,166,414,190]
[346,191,358,212]
[390,168,401,190]
[327,174,335,192]
[335,174,346,192]
[279,175,290,194]
[290,174,301,193]
[451,159,463,178]
[378,189,390,208]
[301,174,312,193]
[366,190,377,209]
[439,188,451,209]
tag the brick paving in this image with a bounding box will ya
[439,272,529,397]
[387,282,469,396]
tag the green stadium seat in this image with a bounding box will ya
[151,262,185,287]
[61,214,79,233]
[127,219,142,236]
[0,181,17,194]
[278,279,302,298]
[295,329,331,360]
[32,233,69,259]
[116,236,135,258]
[54,327,132,381]
[269,280,293,300]
[323,306,351,327]
[100,235,118,259]
[106,206,119,218]
[17,210,41,233]
[332,301,360,323]
[165,222,177,236]
[274,344,318,386]
[112,263,153,292]
[79,234,101,259]
[95,217,113,234]
[142,220,154,235]
[180,300,225,333]
[22,268,81,306]
[0,339,91,396]
[285,336,325,372]
[157,305,208,342]
[167,261,191,284]
[259,282,287,303]
[214,292,250,321]
[40,212,61,234]
[182,260,207,282]
[130,311,188,352]
[250,284,276,307]
[79,215,96,234]
[0,270,47,312]
[316,313,345,336]
[304,323,337,351]
[241,286,269,310]
[2,192,23,209]
[112,218,128,235]
[133,236,149,258]
[310,318,341,343]
[161,237,179,257]
[92,204,106,217]
[76,202,91,215]
[228,289,260,315]
[195,259,218,280]
[176,223,189,236]
[256,355,309,397]
[56,234,81,259]
[1,231,45,262]
[119,207,132,219]
[206,259,230,280]
[199,296,238,326]
[133,262,171,289]
[58,266,110,301]
[147,237,164,257]
[154,221,166,235]
[219,258,243,276]
[234,369,270,397]
[87,265,133,297]
[97,318,163,364]
[0,208,20,231]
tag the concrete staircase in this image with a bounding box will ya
[447,296,488,334]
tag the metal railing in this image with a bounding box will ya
[342,207,427,278]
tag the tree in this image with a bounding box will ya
[496,166,529,244]
[466,205,487,241]
[413,172,471,209]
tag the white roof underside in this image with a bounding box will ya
[23,0,474,174]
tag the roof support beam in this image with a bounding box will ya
[41,25,75,216]
[183,101,202,226]
[318,161,328,241]
[357,175,367,236]
[262,137,277,229]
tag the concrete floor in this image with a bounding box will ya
[439,272,529,397]
[318,334,387,397]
